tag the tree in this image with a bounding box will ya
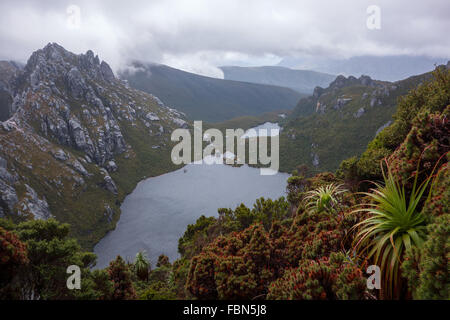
[0,226,29,299]
[134,251,150,281]
[15,219,96,300]
[107,256,137,300]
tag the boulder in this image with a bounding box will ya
[104,175,118,194]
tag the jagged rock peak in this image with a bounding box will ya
[25,42,115,84]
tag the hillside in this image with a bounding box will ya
[119,63,303,122]
[278,68,442,173]
[0,43,186,248]
[219,65,335,94]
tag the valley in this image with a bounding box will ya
[119,62,304,122]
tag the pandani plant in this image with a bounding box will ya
[134,251,150,281]
[352,159,437,299]
[303,183,347,213]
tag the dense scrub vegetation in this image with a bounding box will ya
[0,68,448,300]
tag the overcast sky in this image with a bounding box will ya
[0,0,449,77]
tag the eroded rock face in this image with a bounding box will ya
[0,180,18,213]
[103,175,118,194]
[333,98,352,110]
[100,61,115,82]
[0,61,23,121]
[0,156,18,214]
[22,184,52,220]
[66,67,87,99]
[354,107,365,118]
[0,43,187,236]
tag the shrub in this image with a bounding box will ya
[267,253,366,300]
[107,256,137,300]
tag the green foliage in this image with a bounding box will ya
[286,175,308,206]
[178,215,216,258]
[402,214,449,299]
[304,183,347,213]
[186,198,360,300]
[267,252,366,300]
[0,226,28,298]
[140,281,177,300]
[14,219,96,300]
[0,218,125,300]
[402,165,449,299]
[178,197,290,261]
[73,269,114,300]
[171,258,191,298]
[354,67,450,181]
[134,251,150,281]
[156,254,170,268]
[336,156,359,188]
[352,163,433,299]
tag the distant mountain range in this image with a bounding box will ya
[119,63,303,122]
[219,65,335,94]
[278,55,448,81]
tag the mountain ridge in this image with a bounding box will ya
[219,65,335,94]
[119,62,303,122]
[277,65,446,173]
[0,43,184,248]
[278,55,448,81]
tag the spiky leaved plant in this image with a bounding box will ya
[134,251,150,282]
[352,161,434,299]
[303,183,347,213]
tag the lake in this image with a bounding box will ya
[93,123,288,269]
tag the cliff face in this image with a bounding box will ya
[0,61,23,121]
[0,43,186,248]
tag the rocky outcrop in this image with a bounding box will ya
[354,107,365,118]
[103,175,118,194]
[333,97,352,110]
[0,61,23,121]
[21,184,51,220]
[0,43,187,245]
[316,102,326,114]
[0,156,18,214]
[375,120,392,136]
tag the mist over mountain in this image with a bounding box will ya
[219,66,335,94]
[120,63,303,122]
[278,55,448,81]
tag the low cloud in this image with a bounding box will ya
[0,0,448,77]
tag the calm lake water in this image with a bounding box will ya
[94,123,288,269]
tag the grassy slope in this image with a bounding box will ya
[120,64,303,122]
